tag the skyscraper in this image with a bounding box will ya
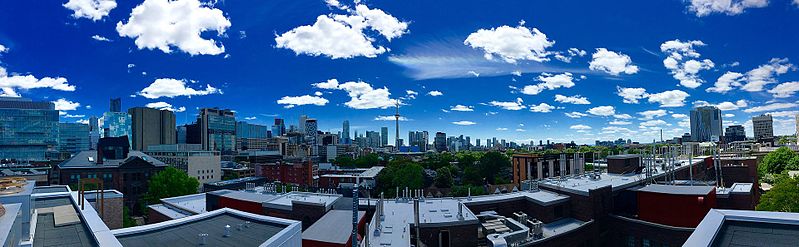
[58,122,90,154]
[0,97,58,161]
[299,115,308,134]
[129,107,176,151]
[199,108,236,153]
[272,118,286,137]
[381,127,389,147]
[110,98,121,112]
[434,132,447,152]
[341,120,350,144]
[305,119,318,154]
[690,106,722,142]
[752,114,774,143]
[724,125,746,143]
[89,116,100,149]
[102,111,132,144]
[476,138,481,147]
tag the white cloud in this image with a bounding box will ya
[614,114,633,119]
[646,90,690,107]
[640,119,668,127]
[716,100,748,111]
[116,0,231,55]
[375,115,409,121]
[554,48,587,63]
[660,39,714,88]
[275,4,407,59]
[767,81,799,98]
[609,120,632,125]
[137,78,221,99]
[487,98,525,111]
[554,94,591,104]
[570,124,592,130]
[312,78,340,89]
[76,119,90,125]
[313,80,398,109]
[450,105,474,112]
[616,87,648,104]
[91,35,112,42]
[706,72,745,93]
[145,101,186,112]
[741,58,794,92]
[427,90,443,96]
[672,113,689,119]
[529,103,556,113]
[743,102,798,113]
[589,48,638,75]
[587,106,615,116]
[601,126,634,134]
[244,116,257,120]
[452,120,477,126]
[277,95,329,108]
[64,114,85,118]
[64,0,117,21]
[53,98,80,111]
[724,113,735,118]
[764,110,798,117]
[0,44,7,53]
[565,112,589,118]
[638,109,667,120]
[467,71,480,77]
[464,20,554,63]
[1,50,75,96]
[496,127,508,131]
[687,0,768,17]
[520,72,576,95]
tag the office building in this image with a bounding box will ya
[102,111,132,144]
[298,115,308,134]
[0,97,58,161]
[434,132,447,152]
[109,97,121,112]
[690,106,722,142]
[304,119,318,154]
[89,116,100,149]
[237,121,270,151]
[724,125,746,143]
[476,138,481,147]
[57,122,90,154]
[365,131,380,148]
[752,114,774,144]
[381,126,388,147]
[341,120,350,144]
[146,144,222,185]
[129,107,176,151]
[199,108,236,153]
[272,118,286,137]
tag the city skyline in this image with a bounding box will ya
[1,1,799,145]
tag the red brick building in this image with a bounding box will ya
[637,184,717,227]
[255,160,316,186]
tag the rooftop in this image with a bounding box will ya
[59,150,166,168]
[205,176,263,187]
[32,186,70,194]
[365,198,479,247]
[685,209,799,247]
[637,184,715,196]
[264,192,342,211]
[302,210,365,244]
[112,208,300,247]
[32,197,98,247]
[161,193,208,215]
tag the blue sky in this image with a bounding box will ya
[0,0,798,144]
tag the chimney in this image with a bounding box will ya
[96,147,104,165]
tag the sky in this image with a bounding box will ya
[0,0,798,145]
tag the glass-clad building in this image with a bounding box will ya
[0,97,59,161]
[58,122,90,154]
[200,108,235,153]
[102,111,132,145]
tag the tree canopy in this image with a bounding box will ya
[146,167,200,204]
[759,147,799,177]
[477,151,511,184]
[757,174,799,212]
[376,158,425,197]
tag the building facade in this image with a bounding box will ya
[752,114,774,144]
[146,144,222,185]
[199,108,236,153]
[690,106,722,142]
[128,107,176,151]
[102,111,132,144]
[57,122,90,154]
[0,97,58,161]
[724,125,746,143]
[434,132,447,152]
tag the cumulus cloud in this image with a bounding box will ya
[496,127,508,131]
[672,113,689,119]
[743,102,798,113]
[137,78,221,99]
[716,100,748,111]
[638,109,667,120]
[616,87,648,104]
[91,35,112,42]
[277,95,329,108]
[609,120,632,125]
[640,119,669,127]
[116,0,231,55]
[570,124,592,130]
[275,4,407,59]
[53,98,81,111]
[614,114,633,119]
[145,101,186,112]
[464,20,554,63]
[706,71,745,93]
[587,106,615,116]
[487,98,526,111]
[452,120,477,126]
[741,58,795,92]
[589,48,638,75]
[687,0,768,17]
[427,90,443,96]
[0,44,7,53]
[64,0,117,21]
[768,81,799,98]
[529,103,556,113]
[450,105,474,112]
[660,39,714,88]
[312,79,398,109]
[375,115,409,121]
[554,94,591,104]
[0,51,75,96]
[520,72,576,95]
[565,112,589,118]
[554,48,587,63]
[646,90,690,107]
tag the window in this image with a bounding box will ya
[643,239,650,247]
[626,236,635,247]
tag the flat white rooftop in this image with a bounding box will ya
[365,198,479,247]
[264,192,342,211]
[161,193,207,214]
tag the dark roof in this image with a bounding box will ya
[115,213,285,247]
[637,184,715,196]
[58,150,166,168]
[302,210,365,244]
[713,220,799,247]
[33,197,98,247]
[607,154,642,159]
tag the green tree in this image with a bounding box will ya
[759,147,798,177]
[123,206,138,227]
[145,167,200,204]
[332,156,355,168]
[756,174,799,212]
[434,167,453,188]
[376,158,425,197]
[462,166,483,186]
[478,151,511,184]
[450,185,486,197]
[355,153,380,168]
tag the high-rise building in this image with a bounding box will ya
[752,114,774,143]
[366,131,380,148]
[476,138,481,147]
[129,107,176,151]
[199,108,236,153]
[57,123,90,154]
[102,111,132,145]
[298,115,308,134]
[434,132,447,152]
[724,125,746,143]
[305,119,318,154]
[341,120,350,144]
[109,98,121,112]
[690,106,722,142]
[236,121,269,151]
[381,127,389,147]
[89,116,100,149]
[465,136,471,148]
[272,118,286,137]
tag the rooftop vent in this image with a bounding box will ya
[224,225,231,237]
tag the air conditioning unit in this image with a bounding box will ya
[527,219,543,239]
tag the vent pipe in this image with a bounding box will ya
[413,198,421,247]
[198,233,208,245]
[224,225,231,237]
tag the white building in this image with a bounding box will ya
[146,144,222,185]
